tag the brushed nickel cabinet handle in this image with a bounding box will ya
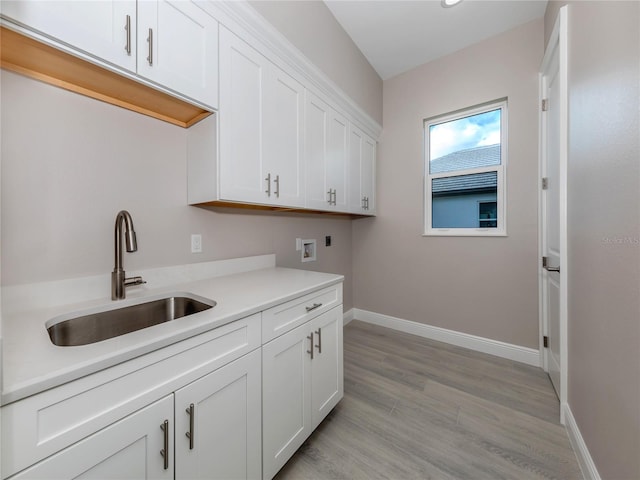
[315,327,322,353]
[327,189,333,204]
[274,175,280,198]
[160,420,169,470]
[542,256,560,273]
[185,403,195,450]
[265,173,271,196]
[124,15,131,55]
[147,28,153,66]
[307,332,314,360]
[305,303,322,312]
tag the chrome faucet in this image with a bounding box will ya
[112,210,146,300]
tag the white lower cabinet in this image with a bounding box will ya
[174,349,261,480]
[11,395,174,480]
[262,306,344,480]
[10,350,262,480]
[3,283,343,480]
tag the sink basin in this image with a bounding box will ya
[47,293,216,347]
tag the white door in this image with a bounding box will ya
[175,350,261,480]
[137,0,218,108]
[12,396,174,479]
[361,134,377,214]
[326,109,349,211]
[305,93,348,211]
[310,307,344,428]
[1,0,137,72]
[219,26,268,204]
[540,7,568,409]
[262,323,312,480]
[263,65,305,207]
[305,93,331,210]
[348,124,376,214]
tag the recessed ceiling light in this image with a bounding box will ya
[441,0,463,8]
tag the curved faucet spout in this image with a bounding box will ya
[112,210,144,300]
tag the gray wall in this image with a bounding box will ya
[352,19,543,349]
[248,0,383,125]
[0,51,367,314]
[545,2,640,478]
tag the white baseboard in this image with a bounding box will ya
[351,308,541,367]
[343,308,354,325]
[563,403,601,480]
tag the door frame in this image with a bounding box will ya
[538,6,568,423]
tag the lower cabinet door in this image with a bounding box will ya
[262,323,312,480]
[11,395,174,480]
[174,349,262,480]
[310,307,344,428]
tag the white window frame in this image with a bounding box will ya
[424,99,508,236]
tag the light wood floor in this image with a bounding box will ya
[275,320,582,480]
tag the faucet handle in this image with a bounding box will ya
[124,276,146,287]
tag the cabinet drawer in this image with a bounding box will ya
[262,284,342,343]
[1,314,260,479]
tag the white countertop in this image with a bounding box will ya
[1,262,343,405]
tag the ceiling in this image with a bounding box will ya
[324,0,548,80]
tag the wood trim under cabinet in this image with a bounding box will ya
[0,26,212,128]
[196,200,372,218]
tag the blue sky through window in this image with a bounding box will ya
[429,108,501,160]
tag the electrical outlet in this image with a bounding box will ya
[325,235,332,247]
[191,234,202,253]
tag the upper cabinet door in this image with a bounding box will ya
[137,0,218,109]
[219,26,305,208]
[305,93,348,212]
[264,65,306,208]
[1,0,137,72]
[361,133,377,215]
[348,123,376,215]
[218,26,269,205]
[326,109,349,211]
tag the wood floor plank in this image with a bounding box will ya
[275,320,582,480]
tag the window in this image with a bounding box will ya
[424,99,507,236]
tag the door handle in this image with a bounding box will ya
[315,327,322,353]
[307,332,314,359]
[160,420,169,470]
[185,403,194,450]
[542,256,560,273]
[146,28,153,66]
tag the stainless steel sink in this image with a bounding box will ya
[47,293,216,347]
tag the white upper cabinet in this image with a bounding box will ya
[349,123,377,215]
[219,26,269,205]
[1,0,218,109]
[137,0,218,109]
[263,64,305,207]
[305,92,349,212]
[1,0,137,72]
[218,26,305,208]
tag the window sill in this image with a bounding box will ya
[423,229,508,237]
